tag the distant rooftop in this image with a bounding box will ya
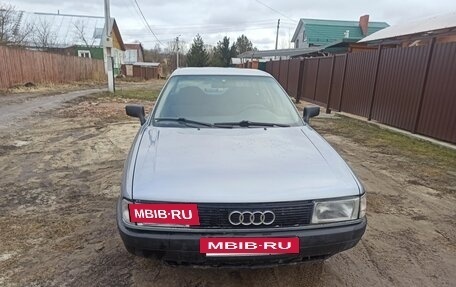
[297,18,389,28]
[292,17,389,45]
[359,11,456,43]
[238,38,358,58]
[239,46,323,58]
[125,43,143,50]
[133,62,160,67]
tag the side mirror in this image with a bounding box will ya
[126,105,146,125]
[303,106,320,124]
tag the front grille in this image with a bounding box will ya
[196,201,314,229]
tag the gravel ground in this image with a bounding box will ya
[0,85,455,286]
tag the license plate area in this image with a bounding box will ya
[200,237,299,256]
[205,253,280,257]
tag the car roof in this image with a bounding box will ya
[171,67,272,77]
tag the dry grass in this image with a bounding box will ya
[312,115,456,194]
[97,89,160,101]
[1,81,104,95]
[95,81,164,101]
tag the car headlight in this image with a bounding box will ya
[359,193,367,218]
[121,198,131,223]
[311,196,361,224]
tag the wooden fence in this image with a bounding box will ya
[260,41,456,144]
[0,46,105,89]
[121,64,161,80]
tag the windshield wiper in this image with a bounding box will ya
[213,120,290,128]
[154,117,213,127]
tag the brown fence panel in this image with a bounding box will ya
[416,42,456,143]
[279,59,289,90]
[129,65,160,80]
[3,48,21,86]
[371,46,428,131]
[0,46,105,89]
[231,43,456,144]
[301,58,319,101]
[340,51,378,117]
[0,48,7,87]
[287,58,301,99]
[329,55,347,110]
[133,66,142,78]
[0,47,9,87]
[271,60,280,80]
[265,61,273,75]
[314,57,333,106]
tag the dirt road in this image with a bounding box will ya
[0,86,454,286]
[0,89,105,130]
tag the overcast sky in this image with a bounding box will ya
[7,0,456,50]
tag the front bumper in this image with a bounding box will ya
[117,199,366,267]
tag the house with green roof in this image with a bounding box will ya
[291,15,389,49]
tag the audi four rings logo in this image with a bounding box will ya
[228,211,276,226]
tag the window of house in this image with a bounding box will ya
[296,39,299,48]
[78,50,91,58]
[303,30,307,42]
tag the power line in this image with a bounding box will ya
[132,0,164,46]
[123,23,296,37]
[125,0,151,36]
[253,0,297,22]
[132,22,295,31]
[135,19,296,28]
[123,0,140,20]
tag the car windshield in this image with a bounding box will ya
[152,75,303,128]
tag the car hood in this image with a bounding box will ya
[131,126,360,203]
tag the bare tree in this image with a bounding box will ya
[144,44,163,62]
[0,3,16,44]
[33,18,56,49]
[0,3,34,46]
[72,20,95,48]
[12,21,33,46]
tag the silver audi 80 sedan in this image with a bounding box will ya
[117,67,366,266]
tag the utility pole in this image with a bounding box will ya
[176,35,180,69]
[275,19,280,50]
[104,0,114,92]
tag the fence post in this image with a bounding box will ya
[286,59,290,92]
[338,54,349,111]
[367,45,383,121]
[413,37,436,134]
[276,58,281,81]
[326,55,336,114]
[312,57,320,101]
[296,59,305,103]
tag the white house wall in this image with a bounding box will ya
[103,47,124,75]
[294,26,309,49]
[124,50,138,64]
